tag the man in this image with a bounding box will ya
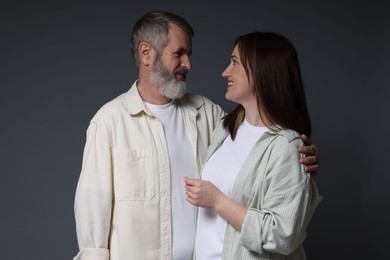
[73,11,319,260]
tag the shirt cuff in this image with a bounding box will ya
[240,208,264,254]
[74,248,109,260]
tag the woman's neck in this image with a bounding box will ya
[244,108,266,127]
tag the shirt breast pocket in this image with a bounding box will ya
[113,148,155,200]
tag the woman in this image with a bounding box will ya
[185,32,322,259]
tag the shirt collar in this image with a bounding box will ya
[124,80,205,118]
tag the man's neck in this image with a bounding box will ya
[137,80,172,105]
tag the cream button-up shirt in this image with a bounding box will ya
[73,81,224,260]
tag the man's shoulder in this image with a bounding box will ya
[100,92,129,111]
[90,90,134,122]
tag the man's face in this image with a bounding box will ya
[149,56,188,100]
[149,23,192,100]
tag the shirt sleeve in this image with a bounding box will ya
[239,137,321,255]
[73,111,113,260]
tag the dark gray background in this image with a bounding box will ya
[1,0,389,259]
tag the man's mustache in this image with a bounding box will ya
[174,67,188,79]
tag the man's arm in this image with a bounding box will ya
[299,134,320,175]
[74,116,113,260]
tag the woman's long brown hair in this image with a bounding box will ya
[223,32,311,140]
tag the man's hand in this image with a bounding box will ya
[299,134,320,175]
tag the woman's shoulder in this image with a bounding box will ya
[271,129,301,141]
[264,129,304,155]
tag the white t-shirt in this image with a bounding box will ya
[145,101,197,260]
[195,120,267,260]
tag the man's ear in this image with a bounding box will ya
[139,42,153,66]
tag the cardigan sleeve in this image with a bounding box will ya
[239,137,321,255]
[73,111,113,260]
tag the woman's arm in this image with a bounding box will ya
[184,176,247,231]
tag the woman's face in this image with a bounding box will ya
[222,45,256,107]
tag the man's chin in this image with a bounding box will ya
[163,91,185,100]
[161,87,186,100]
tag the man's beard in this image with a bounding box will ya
[149,58,187,100]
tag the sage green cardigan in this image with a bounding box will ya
[200,123,322,260]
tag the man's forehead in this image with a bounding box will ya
[166,27,192,53]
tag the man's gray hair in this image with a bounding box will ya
[130,11,195,67]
